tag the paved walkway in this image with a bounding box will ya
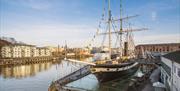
[141,80,154,91]
[141,67,160,91]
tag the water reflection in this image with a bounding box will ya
[0,58,136,91]
[0,62,53,79]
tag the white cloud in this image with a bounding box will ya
[4,0,54,10]
[1,23,97,47]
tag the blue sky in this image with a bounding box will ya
[0,0,180,47]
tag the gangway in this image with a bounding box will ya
[51,64,92,91]
[67,59,96,66]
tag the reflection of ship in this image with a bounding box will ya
[90,0,147,83]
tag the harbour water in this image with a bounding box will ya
[0,58,134,91]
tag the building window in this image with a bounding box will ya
[153,47,155,51]
[156,49,158,52]
[174,66,176,74]
[171,48,173,51]
[161,74,164,84]
[161,61,171,76]
[163,47,165,52]
[165,75,168,81]
[178,68,180,78]
[167,46,169,52]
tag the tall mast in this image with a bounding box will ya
[65,40,67,59]
[108,0,112,59]
[119,0,123,57]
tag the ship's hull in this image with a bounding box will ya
[92,62,139,83]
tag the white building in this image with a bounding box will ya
[1,45,51,58]
[1,46,12,58]
[30,46,41,57]
[35,48,40,57]
[39,47,45,56]
[12,45,22,58]
[22,45,31,57]
[45,48,51,56]
[38,47,51,57]
[160,51,180,91]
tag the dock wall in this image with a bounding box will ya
[0,56,60,66]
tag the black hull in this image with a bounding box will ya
[93,63,139,83]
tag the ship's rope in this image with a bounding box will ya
[101,24,108,47]
[86,0,107,48]
[111,20,120,48]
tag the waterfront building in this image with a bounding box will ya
[45,46,56,52]
[31,47,38,57]
[67,53,75,56]
[12,45,22,58]
[45,48,51,56]
[1,46,12,58]
[39,47,46,56]
[160,51,180,91]
[1,45,51,58]
[21,45,31,57]
[135,43,180,57]
[49,46,64,57]
[38,47,51,57]
[79,48,90,55]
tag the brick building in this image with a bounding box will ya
[135,43,180,57]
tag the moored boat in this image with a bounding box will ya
[88,0,147,83]
[91,62,139,82]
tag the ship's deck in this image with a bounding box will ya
[94,61,135,68]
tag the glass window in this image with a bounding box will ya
[156,49,158,52]
[161,74,164,84]
[174,66,176,73]
[167,46,169,52]
[163,47,165,51]
[166,75,168,80]
[153,47,155,51]
[178,68,180,78]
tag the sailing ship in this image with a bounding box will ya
[90,0,148,83]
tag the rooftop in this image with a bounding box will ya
[163,51,180,64]
[136,43,180,47]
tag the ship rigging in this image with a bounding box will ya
[89,0,148,83]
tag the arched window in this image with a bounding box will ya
[156,48,158,52]
[153,46,155,51]
[163,47,165,52]
[167,46,169,52]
